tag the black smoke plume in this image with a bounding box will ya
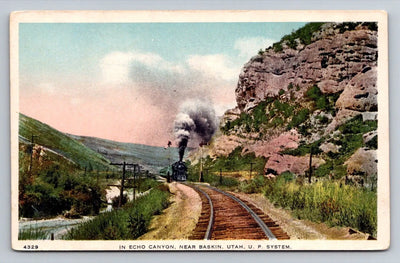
[174,100,217,161]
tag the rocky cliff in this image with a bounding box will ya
[204,22,378,184]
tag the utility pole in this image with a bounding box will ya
[308,147,313,184]
[249,162,255,180]
[199,145,204,182]
[126,164,140,202]
[28,134,38,174]
[110,162,137,208]
[133,164,138,202]
[165,142,172,183]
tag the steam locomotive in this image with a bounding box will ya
[171,161,188,181]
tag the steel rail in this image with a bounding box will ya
[207,185,277,241]
[183,183,214,240]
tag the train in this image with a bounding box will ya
[171,161,188,181]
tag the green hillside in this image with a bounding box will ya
[18,113,114,218]
[19,113,112,171]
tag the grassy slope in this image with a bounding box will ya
[70,135,188,172]
[19,113,112,171]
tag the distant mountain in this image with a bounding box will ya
[68,135,189,173]
[19,113,112,171]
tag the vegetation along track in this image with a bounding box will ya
[185,183,290,240]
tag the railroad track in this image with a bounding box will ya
[186,183,290,240]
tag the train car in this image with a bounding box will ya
[172,161,187,181]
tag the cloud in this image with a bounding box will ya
[100,52,139,84]
[186,54,241,81]
[234,37,276,58]
[99,50,240,113]
[100,51,184,85]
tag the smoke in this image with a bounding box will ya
[174,100,218,161]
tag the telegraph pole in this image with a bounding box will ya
[133,164,138,202]
[249,162,255,180]
[110,162,137,208]
[28,135,38,174]
[308,147,313,184]
[199,145,205,182]
[165,142,172,183]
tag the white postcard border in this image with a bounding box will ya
[10,10,389,251]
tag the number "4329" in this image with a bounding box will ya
[23,245,38,249]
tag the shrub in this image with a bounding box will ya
[280,171,296,182]
[18,142,108,218]
[65,188,170,240]
[365,22,378,31]
[263,178,377,236]
[273,42,283,52]
[112,194,128,208]
[366,135,378,149]
[287,108,310,129]
[282,138,323,156]
[338,115,377,134]
[275,22,324,50]
[239,175,267,194]
[337,22,359,33]
[305,85,340,114]
[316,115,330,124]
[271,117,284,127]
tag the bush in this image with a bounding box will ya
[239,175,267,194]
[272,22,324,51]
[337,22,359,33]
[316,115,330,124]
[366,135,378,149]
[282,139,323,156]
[65,188,170,240]
[271,117,284,127]
[287,108,309,129]
[338,115,377,134]
[112,194,128,208]
[263,178,377,236]
[18,142,108,218]
[305,85,340,114]
[273,42,283,52]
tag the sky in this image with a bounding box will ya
[19,22,306,147]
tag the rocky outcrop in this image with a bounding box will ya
[336,67,377,111]
[319,142,340,153]
[345,148,377,177]
[202,23,378,179]
[265,154,325,175]
[236,24,377,115]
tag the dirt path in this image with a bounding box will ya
[234,192,370,240]
[138,182,202,240]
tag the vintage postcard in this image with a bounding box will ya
[10,10,389,251]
